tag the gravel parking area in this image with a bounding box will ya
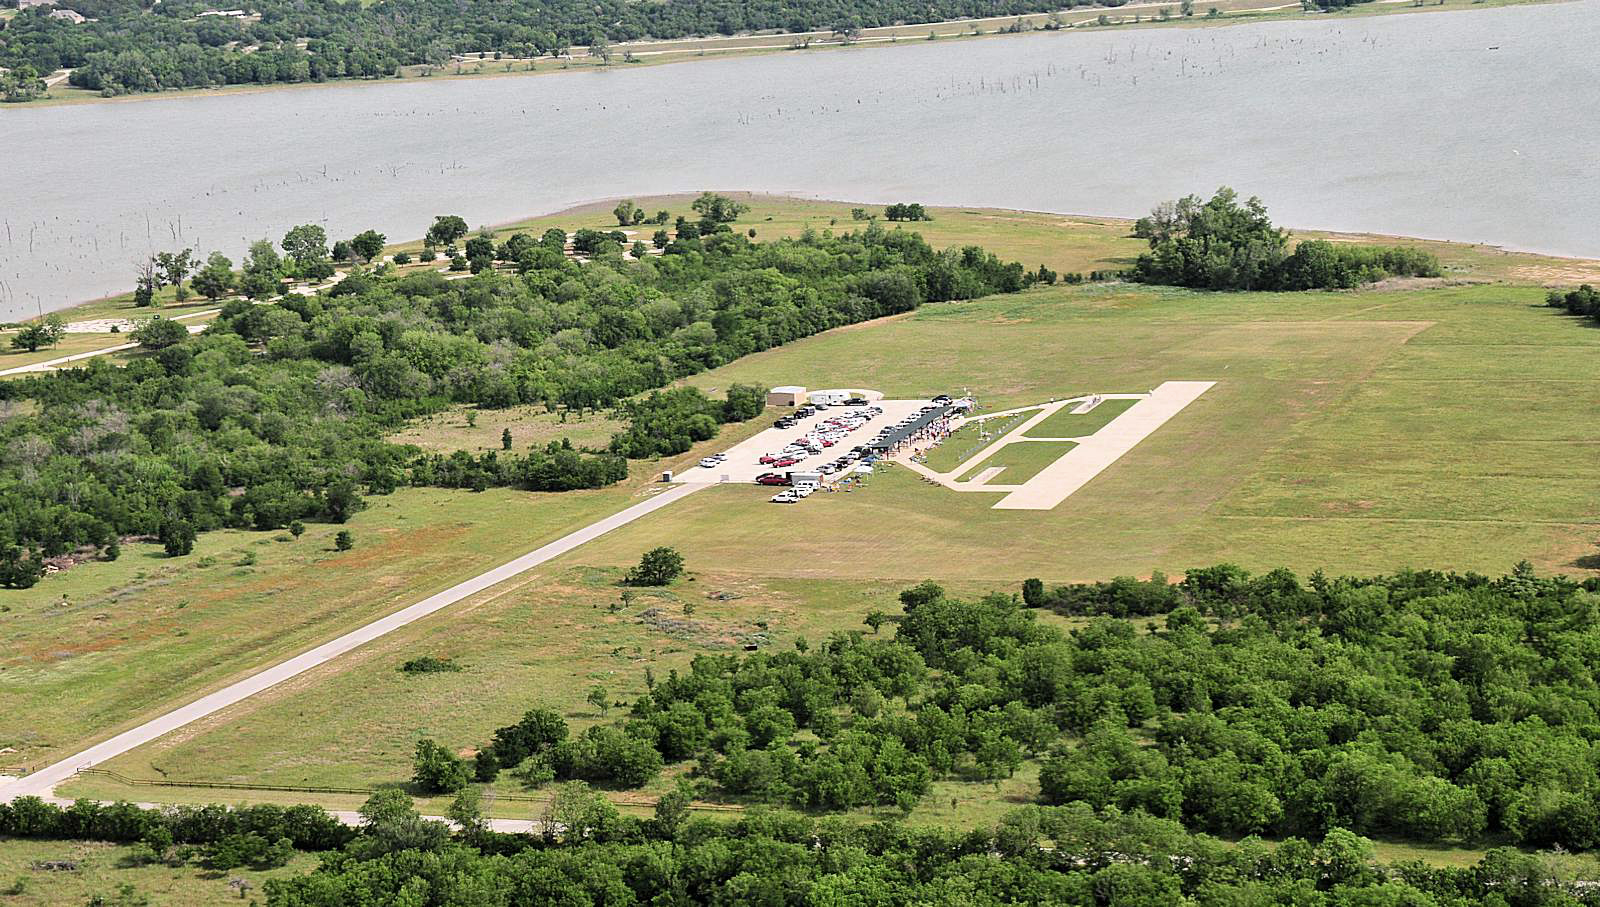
[674,396,932,484]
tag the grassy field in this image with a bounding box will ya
[52,276,1600,820]
[0,838,315,906]
[10,197,1600,891]
[958,440,1078,484]
[0,333,130,371]
[0,486,639,771]
[388,404,624,454]
[59,570,900,813]
[1025,397,1140,438]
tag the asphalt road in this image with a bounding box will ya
[0,482,703,802]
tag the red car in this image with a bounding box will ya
[759,454,778,464]
[756,473,791,486]
[772,457,800,468]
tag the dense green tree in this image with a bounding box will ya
[627,547,683,586]
[9,317,64,352]
[412,738,470,793]
[425,216,468,249]
[691,191,749,223]
[131,316,188,350]
[190,251,236,300]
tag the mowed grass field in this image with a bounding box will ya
[560,280,1600,583]
[958,440,1077,484]
[1026,397,1139,438]
[60,276,1600,819]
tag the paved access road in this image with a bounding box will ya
[0,483,703,803]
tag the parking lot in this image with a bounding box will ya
[673,395,937,485]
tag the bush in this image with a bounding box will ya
[399,656,461,674]
[159,519,195,557]
[334,530,354,551]
[413,738,470,793]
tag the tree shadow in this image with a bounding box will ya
[1571,552,1600,571]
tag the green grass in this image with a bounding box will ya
[15,197,1600,843]
[388,403,624,454]
[1025,397,1140,438]
[61,571,900,810]
[0,485,639,771]
[957,440,1077,484]
[558,281,1600,584]
[0,837,315,906]
[0,333,130,371]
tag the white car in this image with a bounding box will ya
[771,492,798,503]
[794,485,814,498]
[699,456,723,468]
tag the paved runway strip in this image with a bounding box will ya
[992,381,1215,510]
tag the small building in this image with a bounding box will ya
[48,8,85,22]
[766,385,807,407]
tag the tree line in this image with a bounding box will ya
[0,212,1027,586]
[5,772,1599,905]
[1129,187,1442,290]
[4,0,1135,98]
[426,563,1600,852]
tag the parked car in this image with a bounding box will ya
[771,492,798,503]
[756,473,791,486]
[772,457,800,468]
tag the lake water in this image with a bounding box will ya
[2,0,1598,319]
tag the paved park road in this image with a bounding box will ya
[0,483,704,802]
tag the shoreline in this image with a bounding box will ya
[13,192,1600,328]
[2,0,1560,111]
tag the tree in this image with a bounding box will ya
[589,38,612,64]
[691,192,749,224]
[0,545,45,589]
[334,530,354,551]
[9,317,64,352]
[541,781,618,842]
[155,249,195,301]
[613,199,640,226]
[412,738,470,793]
[587,685,609,716]
[1,64,46,103]
[160,519,195,557]
[190,252,235,300]
[350,229,387,263]
[281,225,333,279]
[626,547,683,586]
[1022,578,1045,607]
[133,258,160,307]
[864,610,886,633]
[502,427,513,450]
[289,520,305,538]
[132,317,188,350]
[239,240,284,299]
[426,216,469,248]
[355,789,449,856]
